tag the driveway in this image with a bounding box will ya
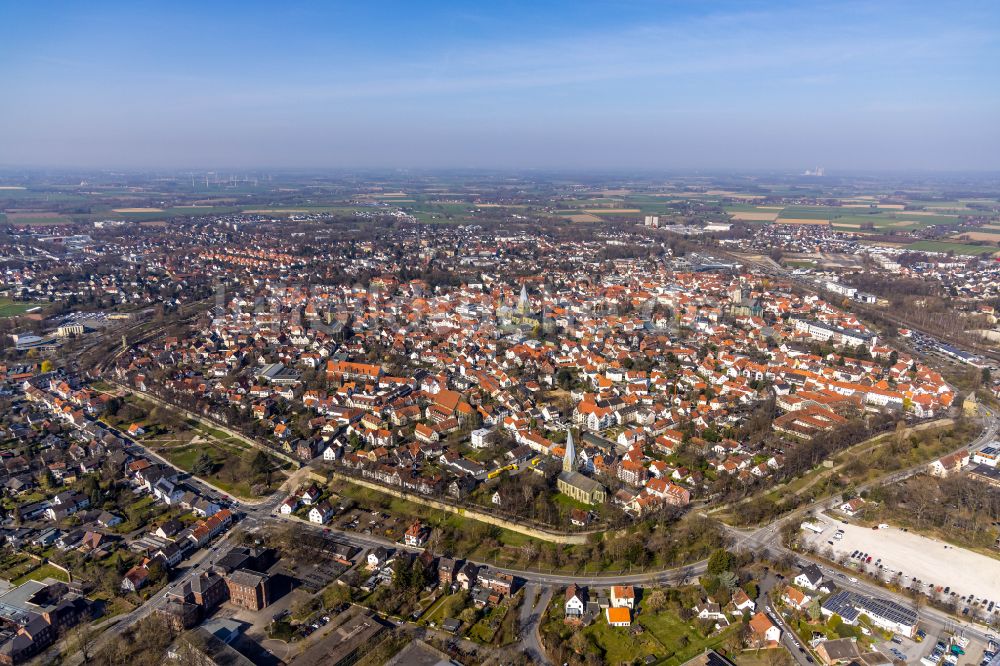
[518,583,553,665]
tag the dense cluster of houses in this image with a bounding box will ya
[106,225,953,527]
[3,373,237,599]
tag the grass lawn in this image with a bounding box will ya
[638,605,739,665]
[157,443,200,470]
[583,614,663,663]
[0,552,38,582]
[151,439,269,499]
[734,649,794,666]
[118,395,283,499]
[552,493,593,512]
[0,298,36,317]
[93,595,135,620]
[467,603,512,644]
[14,563,69,585]
[420,591,468,627]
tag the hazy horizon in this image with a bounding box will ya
[2,1,999,171]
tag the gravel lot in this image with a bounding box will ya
[802,518,1000,612]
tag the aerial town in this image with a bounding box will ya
[3,1,1000,664]
[0,170,999,666]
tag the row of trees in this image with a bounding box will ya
[867,474,1000,549]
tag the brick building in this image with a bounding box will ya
[225,570,271,611]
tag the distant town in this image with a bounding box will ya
[1,170,999,666]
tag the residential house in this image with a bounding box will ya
[748,611,781,646]
[308,501,334,525]
[794,564,825,591]
[565,584,588,620]
[783,586,811,611]
[611,585,635,609]
[606,606,631,627]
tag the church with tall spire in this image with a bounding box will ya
[556,428,605,505]
[517,282,531,316]
[562,428,576,474]
[498,281,541,329]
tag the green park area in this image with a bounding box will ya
[0,298,36,317]
[101,393,287,499]
[541,590,742,665]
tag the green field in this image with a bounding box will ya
[4,215,70,226]
[14,563,69,585]
[543,593,739,666]
[906,240,998,255]
[637,604,740,666]
[150,435,280,499]
[777,206,837,220]
[722,201,978,232]
[0,299,36,317]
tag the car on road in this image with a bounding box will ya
[849,577,858,583]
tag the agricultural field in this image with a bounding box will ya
[241,205,363,215]
[723,201,984,232]
[93,206,241,219]
[950,231,1000,243]
[905,240,999,255]
[4,211,70,225]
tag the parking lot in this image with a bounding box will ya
[333,507,408,542]
[802,519,1000,619]
[873,629,994,666]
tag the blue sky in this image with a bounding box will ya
[1,1,998,171]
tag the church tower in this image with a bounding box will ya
[563,429,576,474]
[518,283,530,314]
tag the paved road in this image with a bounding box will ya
[59,402,997,665]
[69,304,1000,664]
[518,583,553,665]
